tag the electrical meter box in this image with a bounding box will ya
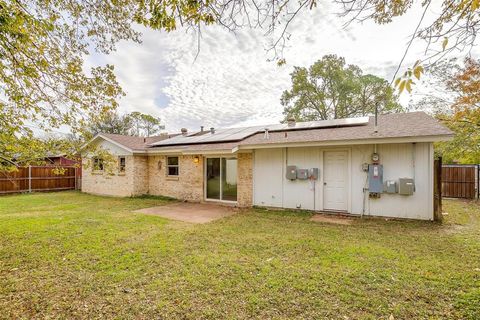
[368,164,383,193]
[398,178,415,195]
[297,168,308,180]
[384,180,397,193]
[308,168,319,180]
[286,166,297,180]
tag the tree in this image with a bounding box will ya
[281,55,403,121]
[129,112,164,137]
[87,111,133,136]
[0,1,172,170]
[337,0,480,87]
[85,111,164,137]
[0,0,138,170]
[3,0,479,171]
[417,58,480,163]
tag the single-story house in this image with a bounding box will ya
[81,112,453,220]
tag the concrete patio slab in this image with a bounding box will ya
[134,202,238,224]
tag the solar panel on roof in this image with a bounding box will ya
[149,116,369,147]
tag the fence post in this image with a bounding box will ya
[434,157,443,222]
[28,165,32,193]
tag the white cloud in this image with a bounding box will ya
[88,0,477,133]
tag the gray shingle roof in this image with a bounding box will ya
[98,112,452,152]
[238,112,452,146]
[101,133,174,151]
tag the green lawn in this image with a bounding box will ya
[0,192,479,319]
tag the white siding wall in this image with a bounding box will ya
[253,143,434,220]
[253,148,283,207]
[283,147,322,211]
[95,140,131,156]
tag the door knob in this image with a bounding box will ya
[323,182,327,185]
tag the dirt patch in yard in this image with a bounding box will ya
[134,202,239,224]
[310,214,355,225]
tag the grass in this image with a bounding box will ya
[0,191,479,319]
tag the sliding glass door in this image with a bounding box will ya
[206,158,221,200]
[206,157,237,202]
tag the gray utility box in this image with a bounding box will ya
[368,164,383,193]
[398,178,415,195]
[297,168,308,180]
[286,166,297,180]
[308,168,319,180]
[384,180,397,194]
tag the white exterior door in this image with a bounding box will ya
[323,150,348,211]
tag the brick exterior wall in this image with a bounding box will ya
[148,155,204,201]
[237,152,253,207]
[82,156,139,197]
[82,152,253,207]
[132,156,149,195]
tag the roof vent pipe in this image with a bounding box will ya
[181,128,188,136]
[200,126,204,132]
[264,128,270,140]
[287,118,296,127]
[210,127,215,134]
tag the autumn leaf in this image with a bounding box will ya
[399,80,406,93]
[405,79,412,93]
[413,65,424,80]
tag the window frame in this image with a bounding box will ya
[92,157,104,172]
[118,156,126,173]
[166,156,179,176]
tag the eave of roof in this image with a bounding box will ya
[83,112,454,154]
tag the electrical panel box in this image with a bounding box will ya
[368,164,383,193]
[286,166,297,180]
[308,168,319,180]
[297,168,308,180]
[384,180,397,194]
[398,178,415,195]
[362,163,369,172]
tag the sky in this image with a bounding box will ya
[87,0,465,133]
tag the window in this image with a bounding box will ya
[167,156,179,176]
[118,156,126,173]
[93,157,104,171]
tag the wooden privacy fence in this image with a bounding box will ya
[0,166,78,194]
[441,164,479,199]
[434,158,443,222]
